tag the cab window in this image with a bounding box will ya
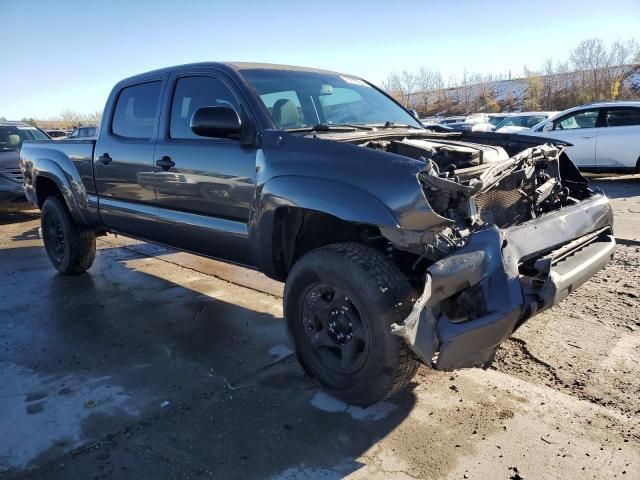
[170,76,240,140]
[112,81,162,139]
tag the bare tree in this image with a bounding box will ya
[523,67,543,111]
[399,70,417,108]
[382,72,405,104]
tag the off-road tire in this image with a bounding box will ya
[284,242,420,406]
[41,196,96,275]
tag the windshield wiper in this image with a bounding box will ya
[285,123,375,133]
[368,121,422,130]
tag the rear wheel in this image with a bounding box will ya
[284,243,420,406]
[41,196,96,275]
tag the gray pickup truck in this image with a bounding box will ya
[20,62,615,406]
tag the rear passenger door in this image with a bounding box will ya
[94,78,164,237]
[151,71,257,265]
[595,106,640,170]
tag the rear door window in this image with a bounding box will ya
[112,81,162,139]
[169,76,240,140]
[604,107,640,127]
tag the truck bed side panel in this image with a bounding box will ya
[20,140,101,227]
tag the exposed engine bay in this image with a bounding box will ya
[354,132,613,372]
[360,134,592,231]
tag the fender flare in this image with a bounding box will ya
[252,175,400,278]
[30,153,92,226]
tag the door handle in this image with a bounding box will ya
[98,153,112,165]
[581,135,594,139]
[156,156,175,171]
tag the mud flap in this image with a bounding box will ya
[392,226,524,370]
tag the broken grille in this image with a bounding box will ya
[474,184,532,228]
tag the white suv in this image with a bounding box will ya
[526,101,640,172]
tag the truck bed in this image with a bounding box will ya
[20,139,97,212]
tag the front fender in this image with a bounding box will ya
[261,175,399,226]
[253,175,400,278]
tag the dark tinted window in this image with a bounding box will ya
[170,76,240,140]
[112,81,162,139]
[605,107,640,127]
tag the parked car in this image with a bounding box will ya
[524,101,640,171]
[487,113,513,128]
[1,122,49,204]
[494,112,557,133]
[442,113,499,132]
[46,129,68,139]
[20,62,615,406]
[419,121,454,133]
[67,126,99,139]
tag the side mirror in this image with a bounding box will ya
[408,109,420,120]
[542,122,554,132]
[190,106,241,138]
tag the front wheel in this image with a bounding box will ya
[41,196,96,275]
[284,243,420,406]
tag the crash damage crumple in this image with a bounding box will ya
[392,194,616,371]
[391,226,522,370]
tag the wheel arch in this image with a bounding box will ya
[30,158,94,226]
[253,176,401,281]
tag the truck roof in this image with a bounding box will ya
[116,62,348,86]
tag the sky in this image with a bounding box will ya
[2,0,639,119]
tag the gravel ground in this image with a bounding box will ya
[0,174,638,479]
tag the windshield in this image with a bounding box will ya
[488,116,507,126]
[240,69,422,130]
[0,126,49,151]
[495,114,548,129]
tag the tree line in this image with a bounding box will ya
[382,38,640,116]
[0,109,102,130]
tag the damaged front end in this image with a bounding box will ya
[375,135,615,370]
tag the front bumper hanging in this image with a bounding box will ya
[392,194,615,370]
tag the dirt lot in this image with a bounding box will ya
[0,174,638,479]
